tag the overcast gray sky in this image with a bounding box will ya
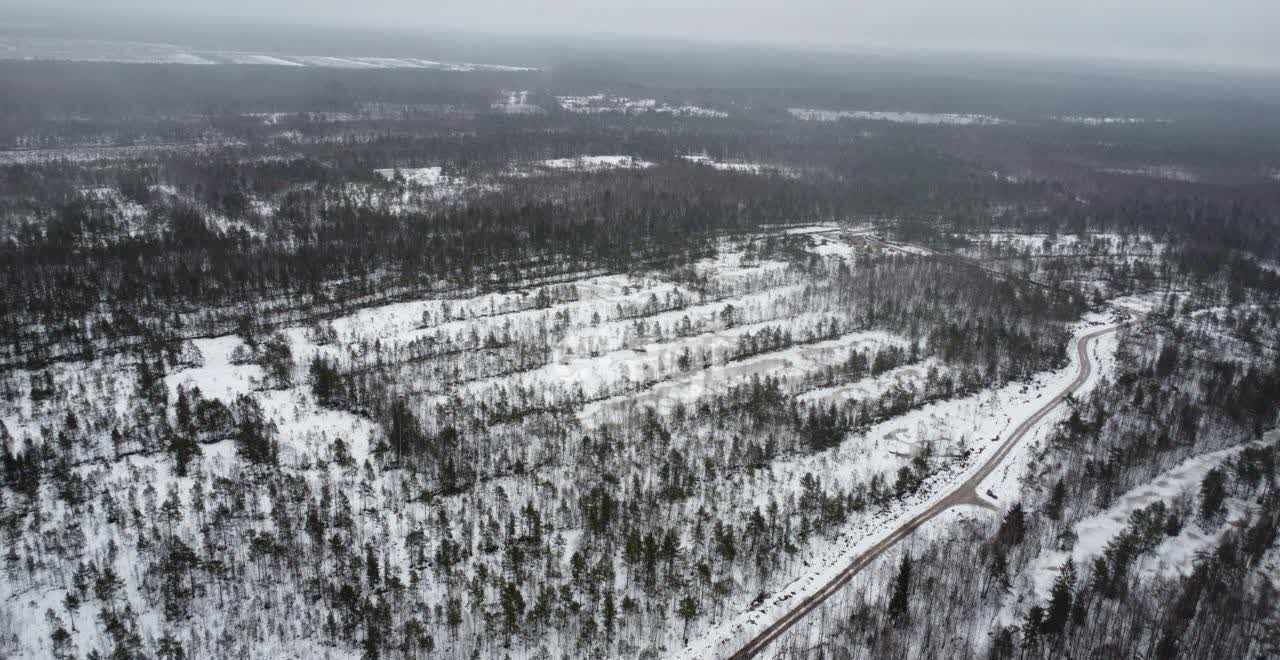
[16,0,1280,70]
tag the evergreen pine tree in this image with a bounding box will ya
[888,554,912,625]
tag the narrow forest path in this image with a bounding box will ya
[722,324,1121,659]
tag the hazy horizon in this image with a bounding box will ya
[5,0,1280,73]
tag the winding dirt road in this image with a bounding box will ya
[725,324,1120,659]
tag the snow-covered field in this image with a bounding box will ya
[0,36,537,71]
[492,90,542,114]
[1050,115,1170,125]
[556,94,728,118]
[1103,165,1198,182]
[789,108,1006,125]
[0,141,244,165]
[371,166,494,206]
[962,232,1166,258]
[537,155,654,171]
[375,166,447,186]
[1009,436,1273,620]
[680,153,795,176]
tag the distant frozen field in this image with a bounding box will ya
[537,155,654,171]
[1103,165,1198,182]
[789,108,1006,125]
[374,166,446,186]
[491,90,542,114]
[680,153,796,176]
[1050,115,1171,125]
[963,231,1166,258]
[0,35,536,71]
[557,94,728,118]
[0,141,244,165]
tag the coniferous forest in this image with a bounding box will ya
[1,24,1279,660]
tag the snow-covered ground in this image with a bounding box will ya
[671,316,1121,659]
[491,90,542,114]
[370,166,494,206]
[577,327,910,423]
[0,141,245,165]
[680,153,795,176]
[1050,115,1170,125]
[1006,432,1277,624]
[1103,165,1198,182]
[789,108,1006,125]
[0,223,1149,659]
[218,52,305,66]
[537,155,654,171]
[374,166,446,186]
[962,232,1166,258]
[556,94,728,118]
[0,36,536,71]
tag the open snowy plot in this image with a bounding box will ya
[212,52,536,71]
[147,185,269,239]
[491,90,542,114]
[0,36,216,65]
[556,94,728,118]
[768,223,844,236]
[216,52,304,66]
[577,327,910,423]
[424,306,863,408]
[276,242,823,413]
[299,275,690,366]
[680,153,796,176]
[1103,165,1198,182]
[73,187,151,236]
[1109,292,1172,317]
[315,272,657,347]
[0,36,537,70]
[1006,432,1278,625]
[963,232,1167,258]
[686,244,798,286]
[794,227,891,260]
[288,55,383,69]
[1050,115,1170,125]
[392,58,536,72]
[375,166,447,186]
[1,322,384,658]
[673,316,1121,659]
[369,166,496,206]
[0,349,385,658]
[288,240,800,355]
[789,108,1006,125]
[798,358,946,407]
[291,247,809,372]
[0,140,244,165]
[0,353,141,445]
[537,155,655,171]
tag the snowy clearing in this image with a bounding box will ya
[556,94,728,118]
[789,108,1006,125]
[1050,115,1170,125]
[1007,432,1277,624]
[537,155,655,171]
